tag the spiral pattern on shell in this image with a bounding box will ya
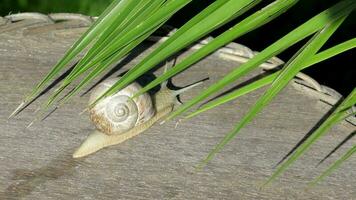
[88,78,155,135]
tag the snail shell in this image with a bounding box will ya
[88,78,155,135]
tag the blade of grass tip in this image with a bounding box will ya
[309,145,356,187]
[265,112,352,186]
[26,105,53,128]
[316,130,356,167]
[14,0,136,118]
[200,13,348,169]
[8,101,25,119]
[264,88,356,186]
[195,97,352,168]
[165,0,355,122]
[133,0,299,99]
[9,0,163,119]
[20,0,128,106]
[56,26,160,108]
[186,37,356,119]
[63,0,161,83]
[105,0,260,102]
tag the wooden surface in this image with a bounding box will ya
[0,16,355,200]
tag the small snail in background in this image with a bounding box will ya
[73,66,203,158]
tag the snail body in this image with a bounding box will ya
[73,70,203,158]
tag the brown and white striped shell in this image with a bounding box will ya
[88,78,155,136]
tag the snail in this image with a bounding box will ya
[73,66,203,158]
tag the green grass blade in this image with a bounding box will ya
[57,0,196,95]
[42,1,177,109]
[57,26,160,107]
[22,0,131,103]
[165,0,355,122]
[335,92,356,112]
[32,0,191,112]
[63,0,165,83]
[303,37,356,68]
[114,0,230,86]
[89,0,261,107]
[44,0,164,106]
[185,74,276,119]
[133,0,299,98]
[309,145,356,186]
[62,0,151,80]
[77,0,194,79]
[265,87,356,186]
[199,13,349,169]
[185,37,356,119]
[44,20,166,110]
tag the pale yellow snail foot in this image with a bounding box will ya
[73,130,112,158]
[73,130,135,158]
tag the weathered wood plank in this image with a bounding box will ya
[0,16,355,200]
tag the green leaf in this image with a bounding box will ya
[165,0,355,122]
[186,74,275,119]
[23,0,193,115]
[56,25,161,107]
[44,0,192,111]
[42,0,166,108]
[198,11,350,168]
[133,0,299,98]
[63,0,165,83]
[89,0,261,107]
[309,145,356,186]
[22,0,133,104]
[76,0,193,82]
[185,37,356,119]
[265,87,356,186]
[304,38,356,68]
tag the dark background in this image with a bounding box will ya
[1,0,354,96]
